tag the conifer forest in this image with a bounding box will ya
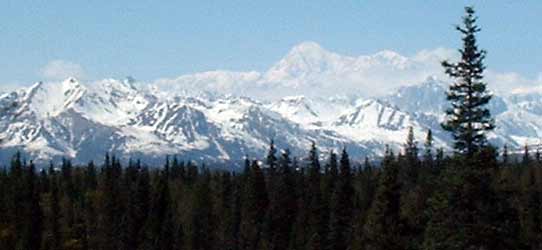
[1,6,541,250]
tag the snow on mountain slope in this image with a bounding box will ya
[0,81,368,166]
[1,41,541,166]
[72,78,151,126]
[268,95,358,127]
[382,77,448,116]
[147,41,451,100]
[2,75,542,166]
[329,99,448,153]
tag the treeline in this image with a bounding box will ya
[0,135,541,250]
[1,6,539,250]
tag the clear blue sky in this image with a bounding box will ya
[0,0,540,85]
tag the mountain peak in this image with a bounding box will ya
[66,77,78,83]
[290,41,326,55]
[369,50,409,68]
[61,77,83,91]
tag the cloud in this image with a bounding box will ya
[40,60,85,80]
[494,71,542,94]
[149,44,463,99]
[412,47,458,64]
[0,82,25,93]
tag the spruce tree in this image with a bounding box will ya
[441,6,494,157]
[306,142,324,250]
[363,148,403,250]
[96,154,123,250]
[240,160,269,250]
[142,168,176,250]
[403,126,420,189]
[502,144,509,166]
[19,161,43,250]
[328,148,354,250]
[523,144,531,166]
[43,172,62,250]
[423,129,434,164]
[266,139,278,171]
[321,151,338,250]
[217,171,235,250]
[404,126,418,160]
[423,147,521,250]
[519,165,542,249]
[190,170,213,250]
[267,149,297,250]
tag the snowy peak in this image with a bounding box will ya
[383,77,448,115]
[290,41,326,54]
[23,78,86,118]
[367,50,410,68]
[147,41,449,99]
[268,96,320,125]
[334,99,409,130]
[2,42,542,165]
[264,41,352,83]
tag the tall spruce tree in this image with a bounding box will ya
[266,139,278,171]
[306,142,324,250]
[240,160,269,250]
[424,147,521,250]
[19,161,43,250]
[441,6,494,157]
[423,129,434,164]
[321,151,338,250]
[142,167,176,250]
[519,165,542,249]
[363,148,403,250]
[267,149,296,250]
[328,148,354,250]
[403,126,420,189]
[190,170,213,250]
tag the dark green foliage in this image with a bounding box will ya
[423,148,521,250]
[20,161,43,250]
[2,7,535,248]
[424,130,433,160]
[190,170,213,250]
[306,142,325,250]
[240,160,269,250]
[441,6,494,157]
[519,165,542,249]
[327,148,354,250]
[266,149,297,250]
[0,139,541,250]
[363,148,404,250]
[142,168,176,250]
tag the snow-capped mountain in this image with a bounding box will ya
[149,41,452,100]
[1,42,540,167]
[0,78,371,166]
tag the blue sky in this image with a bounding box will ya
[0,0,540,86]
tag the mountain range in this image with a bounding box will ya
[1,42,540,167]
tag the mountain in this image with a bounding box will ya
[0,78,370,166]
[1,42,540,167]
[148,41,451,100]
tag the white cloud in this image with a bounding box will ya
[40,60,85,80]
[412,47,458,64]
[496,71,542,94]
[149,43,461,99]
[0,82,26,93]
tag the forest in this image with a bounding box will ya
[1,133,542,250]
[1,6,540,250]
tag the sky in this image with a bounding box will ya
[0,0,540,90]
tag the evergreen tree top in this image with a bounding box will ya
[441,6,494,157]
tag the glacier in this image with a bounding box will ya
[0,42,540,167]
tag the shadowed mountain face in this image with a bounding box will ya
[1,74,540,168]
[1,43,540,168]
